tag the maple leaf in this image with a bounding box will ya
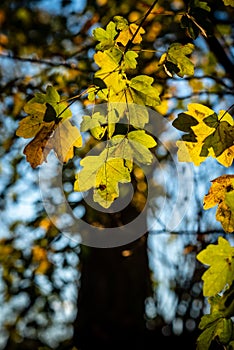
[93,21,117,50]
[197,237,234,296]
[114,16,145,46]
[203,175,234,233]
[16,85,82,168]
[111,130,157,167]
[173,103,234,167]
[74,148,131,208]
[159,43,194,77]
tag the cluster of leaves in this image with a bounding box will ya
[173,106,234,348]
[172,103,234,348]
[196,237,234,350]
[14,0,234,348]
[16,85,82,168]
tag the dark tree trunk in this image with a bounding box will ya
[73,219,152,350]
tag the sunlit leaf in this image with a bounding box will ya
[197,236,234,296]
[124,50,138,69]
[16,86,81,167]
[159,43,195,77]
[128,75,161,108]
[197,317,232,350]
[81,112,107,140]
[93,21,117,50]
[116,23,145,46]
[173,103,234,167]
[111,130,157,166]
[203,175,234,233]
[74,148,131,208]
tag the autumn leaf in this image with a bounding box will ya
[173,103,234,167]
[93,21,117,50]
[203,175,234,233]
[115,22,145,46]
[197,237,234,296]
[80,112,107,140]
[159,43,195,77]
[16,85,82,168]
[74,148,131,208]
[23,122,56,168]
[46,119,82,163]
[111,130,157,167]
[127,75,161,108]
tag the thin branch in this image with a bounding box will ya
[162,90,234,100]
[0,53,89,72]
[149,229,226,235]
[124,0,159,53]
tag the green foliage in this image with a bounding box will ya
[172,103,234,167]
[5,1,234,348]
[16,85,82,168]
[159,43,195,77]
[197,237,234,296]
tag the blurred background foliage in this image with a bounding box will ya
[0,0,233,349]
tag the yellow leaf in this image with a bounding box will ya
[46,120,82,163]
[203,175,234,233]
[74,149,131,208]
[116,23,145,46]
[174,103,234,167]
[16,103,46,138]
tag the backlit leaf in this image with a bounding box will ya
[16,86,81,167]
[93,21,117,50]
[173,103,234,167]
[159,43,194,77]
[80,112,107,140]
[197,236,234,296]
[128,75,161,108]
[116,23,145,46]
[203,175,234,233]
[74,148,131,208]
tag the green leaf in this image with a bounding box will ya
[222,0,234,6]
[200,120,234,157]
[173,104,234,167]
[16,103,46,138]
[172,112,199,132]
[111,130,157,166]
[160,43,195,77]
[197,318,232,350]
[80,112,107,140]
[128,75,161,108]
[192,0,211,12]
[124,50,138,69]
[197,237,234,296]
[74,148,131,208]
[93,21,117,50]
[127,104,149,129]
[113,16,128,30]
